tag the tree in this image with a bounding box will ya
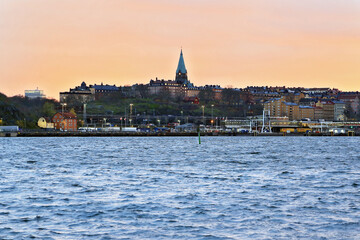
[198,88,215,104]
[70,108,77,116]
[174,91,185,103]
[221,88,237,105]
[135,84,150,99]
[157,87,171,103]
[42,102,56,117]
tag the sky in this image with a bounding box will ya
[0,0,359,99]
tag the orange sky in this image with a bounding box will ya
[0,0,359,99]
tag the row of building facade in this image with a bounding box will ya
[264,97,346,121]
[38,112,77,131]
[56,49,360,122]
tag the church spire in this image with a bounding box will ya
[175,49,188,84]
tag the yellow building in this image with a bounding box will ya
[38,117,55,129]
[314,107,323,120]
[299,106,315,120]
[264,97,299,121]
[264,97,284,117]
[293,92,305,104]
[316,101,335,121]
[282,102,299,121]
[284,92,305,104]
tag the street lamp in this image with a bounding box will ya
[61,103,67,113]
[60,103,67,131]
[201,105,205,125]
[83,103,87,127]
[130,103,133,127]
[211,104,214,127]
[103,118,107,128]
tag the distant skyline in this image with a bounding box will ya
[1,0,359,99]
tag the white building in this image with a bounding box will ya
[25,88,45,99]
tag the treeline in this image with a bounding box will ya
[83,87,263,119]
[0,86,264,128]
[0,92,59,128]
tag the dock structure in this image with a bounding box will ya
[13,131,359,137]
[223,119,360,135]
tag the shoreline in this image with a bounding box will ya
[1,132,357,137]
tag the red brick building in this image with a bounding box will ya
[52,112,77,131]
[183,96,199,104]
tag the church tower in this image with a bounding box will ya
[175,49,189,85]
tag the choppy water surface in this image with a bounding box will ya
[0,137,359,239]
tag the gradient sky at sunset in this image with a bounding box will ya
[1,0,359,99]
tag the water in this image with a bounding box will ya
[0,136,359,239]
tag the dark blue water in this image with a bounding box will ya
[0,137,359,239]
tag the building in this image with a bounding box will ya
[60,81,123,104]
[175,49,193,87]
[314,107,323,120]
[91,83,121,99]
[37,117,54,129]
[149,50,195,98]
[333,100,346,121]
[148,49,222,100]
[149,78,184,97]
[316,101,334,121]
[283,102,299,121]
[284,92,305,104]
[183,96,200,104]
[25,88,45,99]
[52,112,77,131]
[299,106,315,120]
[264,97,300,121]
[338,92,360,114]
[264,98,283,117]
[247,86,281,103]
[60,82,95,103]
[299,98,318,106]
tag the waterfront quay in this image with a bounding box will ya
[14,131,358,137]
[2,118,360,137]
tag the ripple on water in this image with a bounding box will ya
[0,136,359,239]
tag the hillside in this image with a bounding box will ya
[0,93,59,128]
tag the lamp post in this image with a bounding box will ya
[180,110,183,125]
[61,103,67,113]
[83,103,87,127]
[124,106,127,127]
[61,103,67,131]
[130,103,133,127]
[201,105,205,125]
[211,104,214,127]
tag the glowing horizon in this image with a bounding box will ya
[0,0,359,99]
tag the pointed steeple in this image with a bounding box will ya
[176,49,187,74]
[175,49,188,84]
